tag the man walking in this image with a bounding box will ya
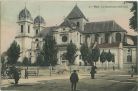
[90,65,97,79]
[131,65,134,77]
[70,70,79,91]
[25,69,28,79]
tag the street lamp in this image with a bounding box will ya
[36,49,40,76]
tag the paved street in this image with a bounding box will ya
[1,70,137,91]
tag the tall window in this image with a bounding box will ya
[80,35,81,44]
[116,33,121,42]
[62,53,67,60]
[36,43,39,48]
[105,33,109,43]
[36,29,38,34]
[77,22,80,27]
[111,37,114,43]
[95,34,99,42]
[101,38,103,44]
[28,25,30,33]
[21,25,23,33]
[127,49,132,62]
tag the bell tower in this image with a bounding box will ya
[15,7,33,61]
[33,15,46,36]
[65,4,88,31]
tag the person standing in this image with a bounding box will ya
[25,69,28,79]
[131,65,134,77]
[70,70,79,91]
[11,65,20,85]
[90,65,97,79]
[113,65,115,71]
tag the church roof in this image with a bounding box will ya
[34,15,45,25]
[19,7,33,21]
[84,20,126,33]
[66,5,87,20]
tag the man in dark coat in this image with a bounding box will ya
[70,70,79,91]
[11,66,20,85]
[25,69,28,79]
[90,65,97,79]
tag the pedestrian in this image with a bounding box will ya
[11,65,20,85]
[113,65,115,71]
[70,70,79,91]
[90,65,97,79]
[25,69,28,79]
[131,65,134,77]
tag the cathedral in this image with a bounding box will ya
[15,5,136,69]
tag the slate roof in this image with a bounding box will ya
[84,20,126,33]
[34,15,45,25]
[66,5,88,21]
[19,7,33,21]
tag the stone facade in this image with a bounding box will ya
[15,5,136,69]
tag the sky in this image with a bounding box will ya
[0,0,137,53]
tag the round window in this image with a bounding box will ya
[62,36,67,42]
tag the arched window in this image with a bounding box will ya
[62,53,66,60]
[80,35,81,44]
[21,25,23,33]
[77,22,80,27]
[127,49,132,62]
[127,55,132,62]
[36,43,39,48]
[35,39,39,41]
[36,29,39,34]
[116,33,121,42]
[28,25,30,33]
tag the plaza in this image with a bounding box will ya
[1,69,137,91]
[1,1,137,91]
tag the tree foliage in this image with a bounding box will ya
[1,55,5,64]
[92,47,100,64]
[106,50,113,62]
[66,41,77,65]
[87,46,100,66]
[1,54,6,75]
[129,2,137,31]
[7,40,20,65]
[100,50,107,63]
[43,35,58,66]
[36,53,44,66]
[80,43,89,65]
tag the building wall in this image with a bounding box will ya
[70,18,87,31]
[123,46,136,69]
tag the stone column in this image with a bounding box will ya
[118,43,123,69]
[136,35,138,74]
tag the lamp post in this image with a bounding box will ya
[36,50,40,76]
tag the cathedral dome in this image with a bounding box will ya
[34,16,45,25]
[18,8,32,21]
